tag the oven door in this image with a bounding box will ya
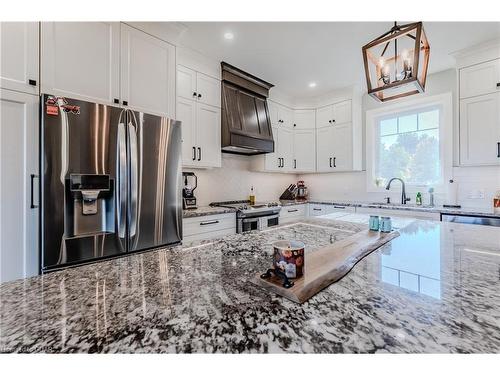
[238,217,260,233]
[259,214,279,230]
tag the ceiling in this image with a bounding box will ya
[177,22,500,98]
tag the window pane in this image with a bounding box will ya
[376,107,441,187]
[398,114,417,133]
[418,109,439,130]
[380,118,397,136]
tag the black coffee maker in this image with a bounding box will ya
[182,172,198,209]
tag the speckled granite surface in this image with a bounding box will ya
[280,199,500,217]
[183,206,236,218]
[1,218,499,353]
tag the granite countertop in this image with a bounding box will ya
[183,206,236,218]
[280,199,500,218]
[1,217,499,353]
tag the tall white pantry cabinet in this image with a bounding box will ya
[0,22,178,282]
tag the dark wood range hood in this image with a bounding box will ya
[221,62,275,155]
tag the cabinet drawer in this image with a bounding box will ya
[280,205,307,221]
[309,204,355,217]
[183,228,236,244]
[183,213,236,237]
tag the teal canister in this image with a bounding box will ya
[369,215,380,231]
[380,217,392,232]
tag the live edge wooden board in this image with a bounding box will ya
[255,229,400,303]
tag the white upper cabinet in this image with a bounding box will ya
[0,22,39,95]
[177,65,221,107]
[293,129,316,172]
[316,126,335,172]
[278,127,294,170]
[41,22,120,104]
[263,126,280,171]
[177,97,197,167]
[459,92,500,166]
[460,59,500,99]
[0,89,39,282]
[332,100,352,124]
[196,103,221,167]
[316,104,334,128]
[268,101,293,128]
[330,123,353,171]
[120,23,175,117]
[293,109,315,129]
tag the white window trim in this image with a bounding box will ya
[365,92,453,194]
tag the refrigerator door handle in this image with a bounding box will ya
[117,122,127,238]
[128,122,139,238]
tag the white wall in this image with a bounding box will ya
[184,153,297,206]
[298,69,500,211]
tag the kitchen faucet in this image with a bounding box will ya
[385,178,410,205]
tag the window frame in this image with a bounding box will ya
[366,93,453,193]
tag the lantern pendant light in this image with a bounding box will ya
[362,22,430,102]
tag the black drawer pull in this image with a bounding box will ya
[313,208,322,211]
[113,98,119,104]
[122,100,128,106]
[28,79,37,86]
[200,220,219,226]
[192,146,196,161]
[288,209,298,213]
[329,157,332,168]
[497,142,500,158]
[197,147,202,161]
[497,82,500,88]
[30,174,39,209]
[333,157,337,168]
[198,93,202,99]
[333,206,345,209]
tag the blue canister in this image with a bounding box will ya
[380,217,392,232]
[369,215,380,231]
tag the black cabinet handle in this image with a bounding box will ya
[333,206,345,209]
[198,93,202,99]
[200,220,219,226]
[333,157,337,168]
[28,79,37,86]
[497,83,500,88]
[294,159,297,169]
[332,119,336,123]
[113,98,119,104]
[30,174,39,209]
[497,142,500,158]
[328,120,332,124]
[192,146,196,161]
[313,208,322,211]
[197,147,201,161]
[193,92,197,97]
[122,100,128,106]
[329,157,332,168]
[288,209,298,213]
[293,123,296,127]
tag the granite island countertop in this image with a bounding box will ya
[1,218,499,353]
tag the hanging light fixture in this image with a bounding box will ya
[362,22,430,102]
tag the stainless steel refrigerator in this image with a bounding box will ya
[41,94,182,271]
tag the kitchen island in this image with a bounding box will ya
[1,218,499,353]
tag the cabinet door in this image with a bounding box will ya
[332,100,352,124]
[331,123,353,171]
[196,103,221,168]
[0,90,39,282]
[316,104,334,128]
[316,126,335,172]
[177,97,197,167]
[264,126,281,171]
[460,59,500,99]
[293,130,316,172]
[277,127,294,171]
[280,106,294,128]
[196,72,221,107]
[120,24,175,117]
[177,65,197,102]
[0,22,39,95]
[293,109,315,129]
[460,93,500,166]
[41,22,120,104]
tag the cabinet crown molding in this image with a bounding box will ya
[451,38,500,69]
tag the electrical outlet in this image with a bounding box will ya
[467,189,485,199]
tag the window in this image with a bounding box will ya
[375,106,441,187]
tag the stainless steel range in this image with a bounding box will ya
[210,200,281,233]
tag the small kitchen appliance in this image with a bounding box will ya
[182,172,198,210]
[210,200,281,233]
[296,181,308,200]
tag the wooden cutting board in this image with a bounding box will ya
[254,229,400,303]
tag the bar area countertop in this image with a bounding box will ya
[1,218,499,353]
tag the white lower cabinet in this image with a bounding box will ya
[280,205,307,223]
[309,204,355,217]
[183,213,236,243]
[0,89,39,282]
